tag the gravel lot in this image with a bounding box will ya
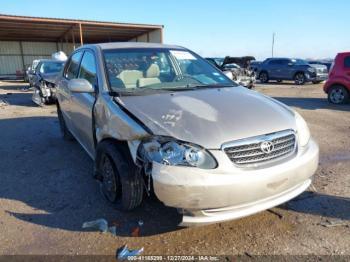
[0,81,349,257]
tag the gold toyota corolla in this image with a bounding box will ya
[55,42,319,226]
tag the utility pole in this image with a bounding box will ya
[272,32,275,57]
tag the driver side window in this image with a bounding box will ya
[64,51,83,80]
[78,51,97,86]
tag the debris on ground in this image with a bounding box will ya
[108,226,117,236]
[319,219,348,228]
[117,245,144,260]
[82,218,119,235]
[131,227,140,237]
[267,209,283,219]
[82,218,108,233]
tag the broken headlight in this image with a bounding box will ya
[140,138,217,169]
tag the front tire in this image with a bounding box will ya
[95,141,144,211]
[294,73,306,85]
[259,72,269,83]
[328,85,349,104]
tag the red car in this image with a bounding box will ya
[324,52,350,104]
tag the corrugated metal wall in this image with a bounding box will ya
[0,29,162,76]
[0,41,74,76]
[128,29,163,44]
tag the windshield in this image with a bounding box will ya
[39,61,64,74]
[292,59,309,65]
[103,48,235,94]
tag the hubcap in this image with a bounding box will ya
[330,88,344,103]
[296,74,304,84]
[101,154,118,202]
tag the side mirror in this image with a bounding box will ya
[68,79,95,93]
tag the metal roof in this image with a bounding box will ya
[95,42,183,50]
[0,14,163,43]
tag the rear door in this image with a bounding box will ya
[279,59,293,79]
[267,59,282,79]
[68,50,98,157]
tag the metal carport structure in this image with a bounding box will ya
[0,14,164,78]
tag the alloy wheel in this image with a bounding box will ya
[330,87,345,104]
[295,73,305,85]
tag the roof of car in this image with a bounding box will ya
[92,42,185,50]
[37,59,65,63]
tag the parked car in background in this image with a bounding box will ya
[55,43,318,226]
[324,52,350,104]
[206,56,256,88]
[31,59,65,105]
[256,58,327,85]
[307,60,333,71]
[308,63,328,84]
[27,59,40,87]
[249,60,262,72]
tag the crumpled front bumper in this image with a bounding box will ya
[152,138,319,226]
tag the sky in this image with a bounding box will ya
[1,0,349,60]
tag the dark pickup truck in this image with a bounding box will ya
[256,58,328,85]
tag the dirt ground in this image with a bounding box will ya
[0,80,349,258]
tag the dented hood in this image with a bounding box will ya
[40,73,59,84]
[117,87,296,149]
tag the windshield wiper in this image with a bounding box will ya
[108,84,235,96]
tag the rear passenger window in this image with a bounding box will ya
[268,60,281,66]
[344,56,350,68]
[65,51,83,79]
[78,52,97,86]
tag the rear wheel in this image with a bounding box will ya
[259,72,269,83]
[294,73,306,85]
[328,85,349,104]
[95,141,144,211]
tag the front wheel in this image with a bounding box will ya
[328,85,349,104]
[259,72,269,83]
[294,73,306,85]
[95,141,144,211]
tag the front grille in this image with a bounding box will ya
[223,130,296,167]
[317,68,328,74]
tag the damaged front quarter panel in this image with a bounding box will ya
[94,94,151,155]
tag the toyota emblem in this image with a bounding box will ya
[260,141,274,154]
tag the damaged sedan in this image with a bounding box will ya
[31,59,65,105]
[206,56,256,88]
[56,43,319,226]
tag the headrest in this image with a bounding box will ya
[146,64,160,78]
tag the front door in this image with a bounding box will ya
[68,50,98,157]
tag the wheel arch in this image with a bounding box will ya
[259,70,268,78]
[94,138,133,179]
[325,82,348,93]
[293,71,305,78]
